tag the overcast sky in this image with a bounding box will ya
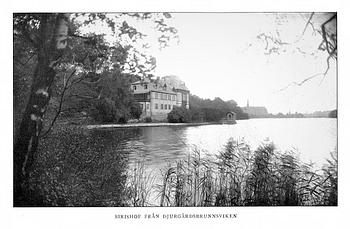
[82,12,337,114]
[146,13,337,114]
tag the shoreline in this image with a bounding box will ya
[85,117,334,129]
[86,122,221,129]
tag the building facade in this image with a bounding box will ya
[242,100,268,118]
[131,76,190,121]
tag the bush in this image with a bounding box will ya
[90,98,117,123]
[89,98,142,124]
[27,127,129,206]
[144,117,152,123]
[167,106,192,123]
[130,101,142,119]
[329,109,337,118]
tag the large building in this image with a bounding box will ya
[131,75,190,121]
[242,100,268,118]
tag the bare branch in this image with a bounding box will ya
[321,14,337,56]
[301,13,314,37]
[319,47,336,85]
[41,69,76,138]
[276,53,335,92]
[68,94,98,100]
[14,52,36,66]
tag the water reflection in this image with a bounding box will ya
[123,127,189,168]
[77,118,336,206]
[97,118,337,170]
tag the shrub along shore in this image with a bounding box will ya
[86,122,220,129]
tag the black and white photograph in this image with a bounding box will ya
[13,11,337,207]
[4,0,350,228]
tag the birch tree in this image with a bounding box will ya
[13,13,178,205]
[14,13,70,205]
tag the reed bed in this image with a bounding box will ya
[125,161,157,207]
[134,138,338,207]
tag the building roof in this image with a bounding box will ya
[132,75,189,92]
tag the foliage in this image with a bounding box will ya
[90,98,117,123]
[189,95,249,122]
[14,13,178,136]
[144,117,153,123]
[167,95,249,123]
[328,109,337,118]
[167,106,192,123]
[23,126,337,207]
[26,127,130,206]
[13,35,36,135]
[13,13,179,205]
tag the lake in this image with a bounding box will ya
[110,118,337,171]
[36,117,337,206]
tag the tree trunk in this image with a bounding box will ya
[14,13,70,206]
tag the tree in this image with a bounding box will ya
[14,14,71,205]
[254,13,336,90]
[167,106,192,123]
[13,13,178,205]
[189,94,249,122]
[328,109,337,118]
[87,72,142,123]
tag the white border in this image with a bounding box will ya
[2,1,349,228]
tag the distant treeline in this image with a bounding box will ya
[168,95,249,123]
[256,112,305,119]
[246,110,337,119]
[328,109,337,118]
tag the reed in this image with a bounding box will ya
[125,161,156,206]
[153,138,337,206]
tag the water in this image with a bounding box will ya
[116,118,337,170]
[40,118,337,206]
[92,118,336,205]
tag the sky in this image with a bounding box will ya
[81,13,337,114]
[147,13,337,114]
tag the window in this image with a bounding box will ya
[144,84,148,89]
[147,104,150,110]
[133,85,137,90]
[140,104,144,110]
[161,104,163,109]
[165,104,167,110]
[155,103,158,109]
[169,105,172,110]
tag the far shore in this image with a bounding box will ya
[86,122,222,129]
[85,116,336,129]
